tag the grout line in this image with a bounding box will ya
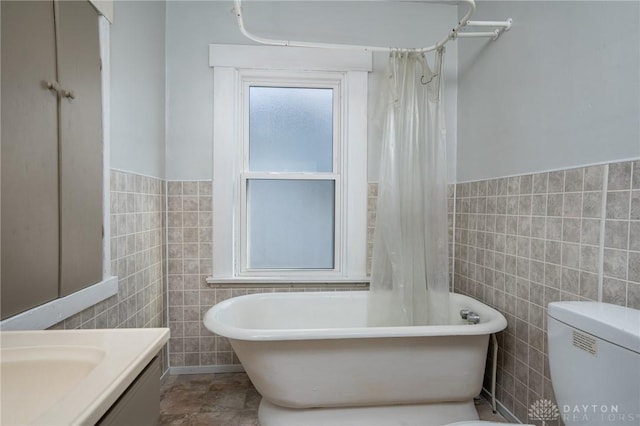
[163,178,171,365]
[559,170,566,289]
[597,164,609,302]
[451,184,457,292]
[625,176,633,305]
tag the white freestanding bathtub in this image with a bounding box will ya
[204,291,507,426]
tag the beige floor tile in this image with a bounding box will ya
[160,373,508,425]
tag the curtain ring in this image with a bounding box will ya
[421,73,438,85]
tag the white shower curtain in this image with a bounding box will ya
[368,49,450,326]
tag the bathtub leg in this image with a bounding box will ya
[491,333,498,413]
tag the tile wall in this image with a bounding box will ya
[45,160,639,398]
[165,181,370,369]
[51,170,168,371]
[367,182,455,284]
[166,180,216,368]
[453,160,639,424]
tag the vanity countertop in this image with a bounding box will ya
[1,328,170,425]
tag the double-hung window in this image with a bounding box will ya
[209,45,371,283]
[243,78,339,271]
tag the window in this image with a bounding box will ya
[209,44,371,282]
[244,79,339,273]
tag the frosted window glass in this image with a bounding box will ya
[249,87,333,172]
[247,179,335,269]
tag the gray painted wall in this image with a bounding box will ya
[457,1,640,182]
[165,1,459,181]
[107,1,639,184]
[110,1,166,179]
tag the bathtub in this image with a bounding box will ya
[204,291,507,426]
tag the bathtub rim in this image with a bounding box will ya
[203,292,507,341]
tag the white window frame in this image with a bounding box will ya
[208,44,371,284]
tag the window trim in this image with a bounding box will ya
[208,44,370,283]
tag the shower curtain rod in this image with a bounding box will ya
[233,0,512,53]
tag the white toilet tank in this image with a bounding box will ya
[547,301,640,425]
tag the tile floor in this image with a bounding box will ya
[160,373,507,425]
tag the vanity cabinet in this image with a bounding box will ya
[97,357,161,426]
[1,1,103,319]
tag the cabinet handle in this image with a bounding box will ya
[60,89,75,100]
[43,80,60,94]
[42,81,75,100]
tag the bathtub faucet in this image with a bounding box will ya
[459,309,481,324]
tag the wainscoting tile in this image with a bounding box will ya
[51,170,167,373]
[564,167,584,193]
[606,191,631,220]
[453,161,639,424]
[584,165,604,191]
[608,162,632,191]
[547,171,564,193]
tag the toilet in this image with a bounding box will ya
[448,301,640,426]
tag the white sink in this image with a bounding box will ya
[2,346,105,425]
[0,328,169,425]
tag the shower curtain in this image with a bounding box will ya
[368,49,450,326]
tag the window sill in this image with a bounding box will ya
[206,276,370,287]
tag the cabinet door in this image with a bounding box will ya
[97,358,161,426]
[1,1,60,319]
[56,0,103,296]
